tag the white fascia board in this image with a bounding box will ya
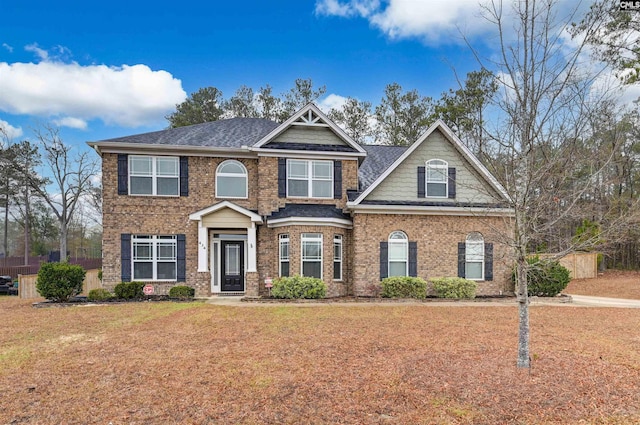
[252,103,367,155]
[266,216,353,229]
[347,203,515,217]
[254,148,365,160]
[352,120,511,205]
[86,142,256,158]
[189,200,263,223]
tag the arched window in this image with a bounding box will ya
[465,232,484,280]
[426,159,448,197]
[216,160,248,198]
[388,231,408,277]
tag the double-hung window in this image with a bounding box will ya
[426,159,448,198]
[287,159,333,198]
[388,231,408,277]
[132,235,177,280]
[279,234,290,277]
[465,232,484,280]
[301,233,323,279]
[333,235,342,281]
[129,156,179,196]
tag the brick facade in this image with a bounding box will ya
[256,225,352,298]
[101,152,360,297]
[352,213,514,296]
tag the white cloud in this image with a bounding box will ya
[316,0,492,44]
[315,0,380,18]
[315,0,595,46]
[0,61,187,127]
[25,43,49,61]
[0,119,23,139]
[2,43,13,53]
[52,116,88,130]
[318,93,349,112]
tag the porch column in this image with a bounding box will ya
[197,221,208,272]
[247,222,257,272]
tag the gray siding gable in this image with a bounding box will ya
[363,128,504,204]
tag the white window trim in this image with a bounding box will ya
[333,235,343,281]
[279,234,290,277]
[465,232,485,281]
[426,159,448,199]
[215,160,248,199]
[129,156,180,197]
[286,159,333,199]
[301,233,323,279]
[388,231,409,277]
[132,235,177,281]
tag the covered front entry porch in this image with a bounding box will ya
[189,201,262,295]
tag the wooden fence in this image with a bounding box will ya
[538,252,598,279]
[19,269,102,299]
[0,258,102,280]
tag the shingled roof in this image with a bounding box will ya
[358,145,407,191]
[95,117,280,148]
[268,204,351,221]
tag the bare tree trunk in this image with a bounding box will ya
[3,192,7,266]
[60,220,67,263]
[516,255,530,368]
[23,184,29,265]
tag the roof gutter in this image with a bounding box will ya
[86,141,256,158]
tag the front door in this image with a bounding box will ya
[221,241,244,291]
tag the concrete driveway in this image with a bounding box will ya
[565,294,640,308]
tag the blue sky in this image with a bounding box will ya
[1,0,636,157]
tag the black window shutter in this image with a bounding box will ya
[179,157,189,197]
[177,234,186,282]
[380,242,388,280]
[448,167,456,199]
[484,242,494,281]
[457,242,466,278]
[121,233,132,282]
[417,166,426,198]
[278,158,286,198]
[408,241,418,277]
[118,154,128,195]
[333,160,342,199]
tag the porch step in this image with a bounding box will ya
[213,292,245,297]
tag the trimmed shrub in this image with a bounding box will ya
[87,288,113,301]
[271,275,327,299]
[517,256,571,297]
[380,276,427,299]
[114,281,145,300]
[169,285,195,300]
[36,262,87,302]
[431,277,477,299]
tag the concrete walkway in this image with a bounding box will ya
[205,294,640,308]
[565,294,640,308]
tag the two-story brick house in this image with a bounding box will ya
[89,103,514,298]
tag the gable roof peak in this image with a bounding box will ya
[252,102,367,155]
[350,119,510,204]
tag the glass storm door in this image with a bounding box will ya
[221,241,244,291]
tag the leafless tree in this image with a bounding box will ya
[29,125,98,262]
[473,0,636,368]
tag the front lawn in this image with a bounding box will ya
[1,297,638,424]
[566,270,640,300]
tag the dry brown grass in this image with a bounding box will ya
[1,296,640,424]
[566,270,640,300]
